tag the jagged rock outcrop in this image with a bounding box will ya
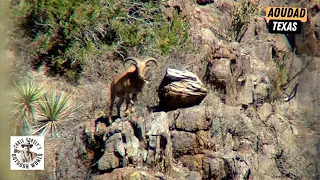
[94,119,143,171]
[81,96,318,180]
[145,112,173,176]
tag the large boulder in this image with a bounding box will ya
[206,58,232,90]
[158,68,208,110]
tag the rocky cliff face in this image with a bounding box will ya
[44,0,320,179]
[82,101,317,179]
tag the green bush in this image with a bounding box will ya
[32,87,74,138]
[9,80,75,138]
[270,52,291,100]
[9,0,190,83]
[228,0,258,42]
[10,81,46,135]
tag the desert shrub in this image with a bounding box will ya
[8,0,190,83]
[9,81,46,135]
[9,80,75,138]
[228,0,258,42]
[269,52,292,100]
[32,87,74,138]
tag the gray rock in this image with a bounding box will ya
[114,140,126,158]
[234,157,251,180]
[128,135,140,157]
[238,75,257,105]
[147,150,156,166]
[171,131,198,156]
[241,22,256,42]
[97,152,120,171]
[128,171,155,180]
[144,112,173,174]
[104,120,135,140]
[203,157,227,179]
[172,166,188,179]
[254,83,269,106]
[257,155,282,178]
[146,112,169,137]
[254,42,272,63]
[262,144,278,158]
[141,150,148,162]
[105,133,123,153]
[164,131,173,177]
[186,171,202,180]
[148,135,158,149]
[171,163,190,179]
[241,41,272,63]
[175,106,212,132]
[206,58,231,89]
[258,103,273,121]
[267,34,292,52]
[189,27,219,52]
[139,171,155,180]
[203,152,251,180]
[154,172,165,179]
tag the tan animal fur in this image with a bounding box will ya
[109,57,157,119]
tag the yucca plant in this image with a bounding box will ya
[10,81,46,135]
[32,87,73,138]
